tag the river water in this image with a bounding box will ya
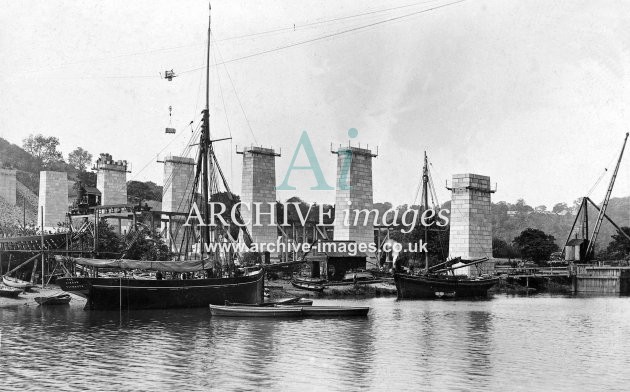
[1,295,629,391]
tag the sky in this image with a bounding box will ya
[2,0,630,209]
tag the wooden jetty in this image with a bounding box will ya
[572,264,630,295]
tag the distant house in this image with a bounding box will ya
[507,210,518,217]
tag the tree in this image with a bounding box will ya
[68,147,93,172]
[95,222,122,257]
[22,134,64,168]
[127,180,163,203]
[552,202,568,214]
[512,228,559,263]
[605,227,630,259]
[77,171,97,187]
[515,199,533,213]
[123,228,171,261]
[493,237,517,258]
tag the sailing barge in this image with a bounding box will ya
[394,273,498,299]
[58,7,264,310]
[393,152,498,299]
[58,264,263,310]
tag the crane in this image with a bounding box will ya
[584,132,629,260]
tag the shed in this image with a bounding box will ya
[565,238,587,262]
[307,240,368,280]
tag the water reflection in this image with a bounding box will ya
[2,296,630,391]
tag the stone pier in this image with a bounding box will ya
[37,171,68,231]
[0,168,17,205]
[332,146,377,267]
[96,154,129,233]
[96,154,128,206]
[239,146,280,260]
[448,174,494,274]
[161,156,195,253]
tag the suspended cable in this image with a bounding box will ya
[180,0,467,74]
[216,0,443,42]
[16,0,443,76]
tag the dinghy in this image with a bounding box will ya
[209,305,303,318]
[211,304,370,318]
[0,285,22,298]
[34,293,71,306]
[3,276,33,291]
[291,280,325,292]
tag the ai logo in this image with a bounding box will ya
[276,128,359,191]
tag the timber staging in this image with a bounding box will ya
[496,264,630,295]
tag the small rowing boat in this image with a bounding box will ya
[0,285,22,298]
[34,294,71,306]
[210,304,370,318]
[225,298,313,307]
[209,305,304,317]
[291,280,325,292]
[279,305,370,317]
[3,276,34,291]
[293,277,326,285]
[342,271,374,282]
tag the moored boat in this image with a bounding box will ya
[393,152,499,300]
[342,271,373,282]
[3,276,34,291]
[58,267,264,310]
[291,280,325,292]
[282,305,370,317]
[293,277,326,285]
[394,273,499,299]
[0,285,22,298]
[225,297,312,307]
[210,304,303,317]
[210,304,370,317]
[34,293,72,305]
[57,9,272,311]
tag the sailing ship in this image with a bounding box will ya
[393,152,499,299]
[57,7,264,310]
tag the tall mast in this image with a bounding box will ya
[201,4,212,255]
[422,151,429,273]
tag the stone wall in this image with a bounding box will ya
[0,168,17,205]
[332,147,376,261]
[240,147,279,250]
[37,171,68,231]
[448,173,493,260]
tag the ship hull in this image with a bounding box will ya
[394,273,498,299]
[58,270,264,310]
